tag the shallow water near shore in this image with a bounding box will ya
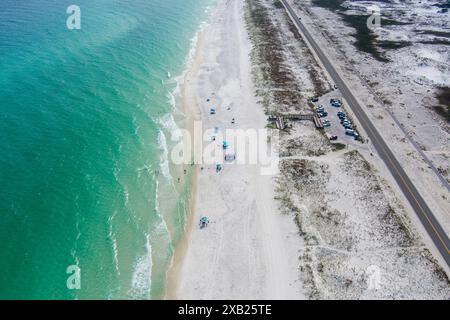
[0,0,215,299]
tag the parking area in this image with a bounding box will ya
[310,91,362,147]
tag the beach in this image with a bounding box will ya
[1,0,449,301]
[167,0,305,299]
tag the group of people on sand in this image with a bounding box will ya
[198,92,238,230]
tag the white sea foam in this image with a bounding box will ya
[159,113,182,139]
[148,2,216,298]
[157,130,172,181]
[129,234,153,299]
[123,185,129,206]
[164,16,210,116]
[154,176,173,247]
[167,90,177,111]
[155,18,212,186]
[107,215,121,276]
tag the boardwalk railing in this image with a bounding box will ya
[269,113,323,129]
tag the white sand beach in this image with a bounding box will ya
[167,0,304,299]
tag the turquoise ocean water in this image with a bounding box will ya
[0,0,215,299]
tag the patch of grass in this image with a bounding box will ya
[331,142,346,151]
[416,30,450,38]
[433,105,450,121]
[432,86,450,121]
[341,14,389,62]
[382,97,392,106]
[246,0,302,113]
[246,0,329,114]
[433,0,450,9]
[311,0,345,11]
[435,86,450,115]
[273,0,284,9]
[377,40,412,50]
[285,14,329,96]
[311,0,390,62]
[419,40,450,46]
[381,18,412,26]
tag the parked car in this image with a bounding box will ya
[353,133,360,140]
[318,112,328,117]
[330,135,338,141]
[330,98,342,107]
[345,129,355,136]
[311,96,319,102]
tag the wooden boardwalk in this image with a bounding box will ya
[270,113,323,129]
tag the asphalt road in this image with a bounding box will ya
[281,0,450,267]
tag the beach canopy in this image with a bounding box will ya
[224,154,235,161]
[223,140,229,149]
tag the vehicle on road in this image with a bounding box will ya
[342,119,352,126]
[322,119,331,127]
[345,129,355,136]
[330,98,342,107]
